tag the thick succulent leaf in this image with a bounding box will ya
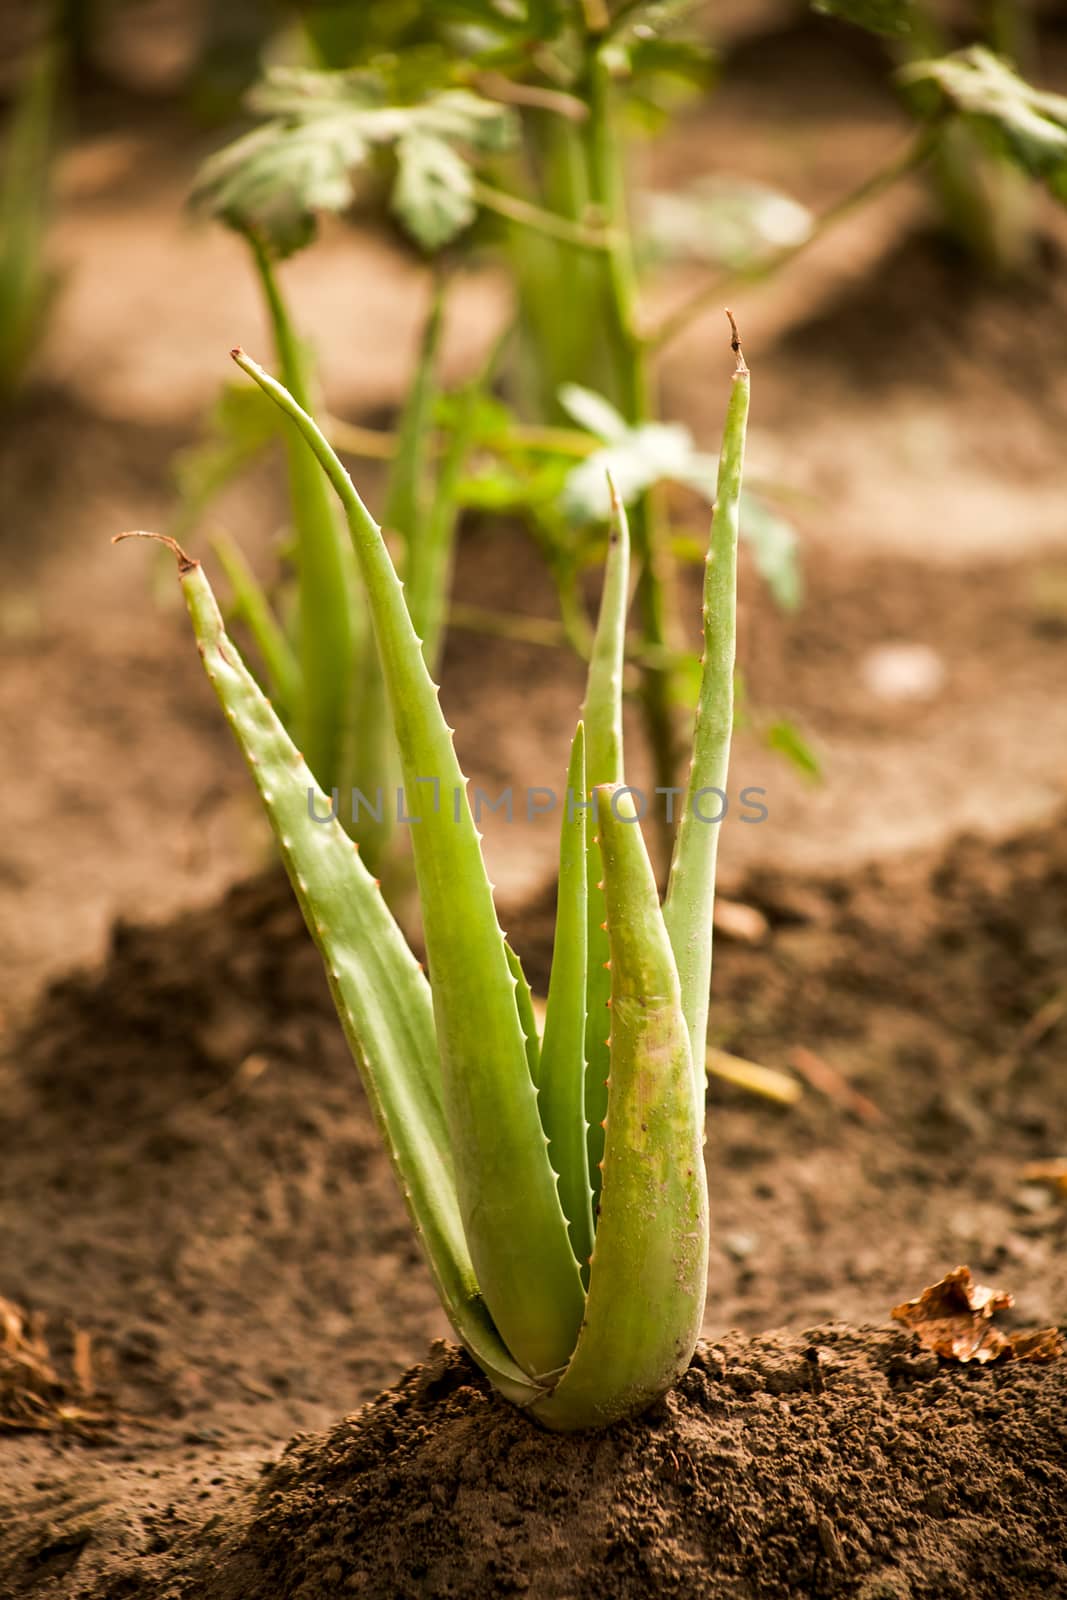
[505,941,541,1085]
[232,351,586,1380]
[134,541,540,1407]
[664,336,750,1085]
[247,239,360,800]
[531,786,707,1431]
[580,492,630,1211]
[383,288,444,568]
[538,724,594,1277]
[412,369,484,674]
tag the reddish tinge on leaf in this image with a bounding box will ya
[891,1266,1064,1366]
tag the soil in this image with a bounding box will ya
[116,1333,1067,1600]
[4,8,1067,1597]
[2,802,1065,1597]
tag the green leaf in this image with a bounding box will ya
[191,69,516,257]
[765,718,822,781]
[191,117,366,258]
[383,286,444,558]
[247,239,361,803]
[812,0,913,38]
[559,384,801,615]
[232,349,586,1381]
[393,130,475,250]
[531,785,707,1431]
[136,539,540,1408]
[562,420,694,520]
[505,940,541,1086]
[901,48,1067,191]
[580,489,630,1214]
[210,530,301,719]
[664,342,749,1085]
[539,724,594,1279]
[622,33,714,91]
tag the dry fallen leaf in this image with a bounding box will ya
[788,1045,884,1124]
[891,1266,1064,1365]
[706,1048,802,1107]
[1021,1158,1067,1196]
[0,1295,118,1436]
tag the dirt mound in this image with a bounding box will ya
[120,1329,1066,1600]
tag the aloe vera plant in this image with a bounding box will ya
[117,314,748,1431]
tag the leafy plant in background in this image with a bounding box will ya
[0,41,60,405]
[823,0,1063,278]
[184,128,504,869]
[117,319,749,1430]
[903,43,1067,225]
[897,5,1042,277]
[182,1,817,864]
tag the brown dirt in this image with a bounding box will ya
[4,13,1067,1597]
[1,800,1064,1597]
[119,1332,1067,1600]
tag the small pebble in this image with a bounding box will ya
[861,642,946,703]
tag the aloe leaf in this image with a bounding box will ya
[538,723,595,1277]
[116,533,540,1407]
[505,940,541,1085]
[412,319,513,673]
[531,785,707,1432]
[580,485,630,1209]
[664,321,749,1087]
[247,234,358,796]
[410,373,480,674]
[231,351,586,1380]
[383,284,444,569]
[211,529,301,718]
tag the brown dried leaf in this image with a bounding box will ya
[788,1045,884,1123]
[706,1048,802,1106]
[0,1296,117,1436]
[892,1266,1063,1366]
[1021,1158,1067,1195]
[1007,1327,1065,1363]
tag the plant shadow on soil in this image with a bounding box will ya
[1,798,1064,1598]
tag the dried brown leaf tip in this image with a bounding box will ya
[891,1266,1064,1366]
